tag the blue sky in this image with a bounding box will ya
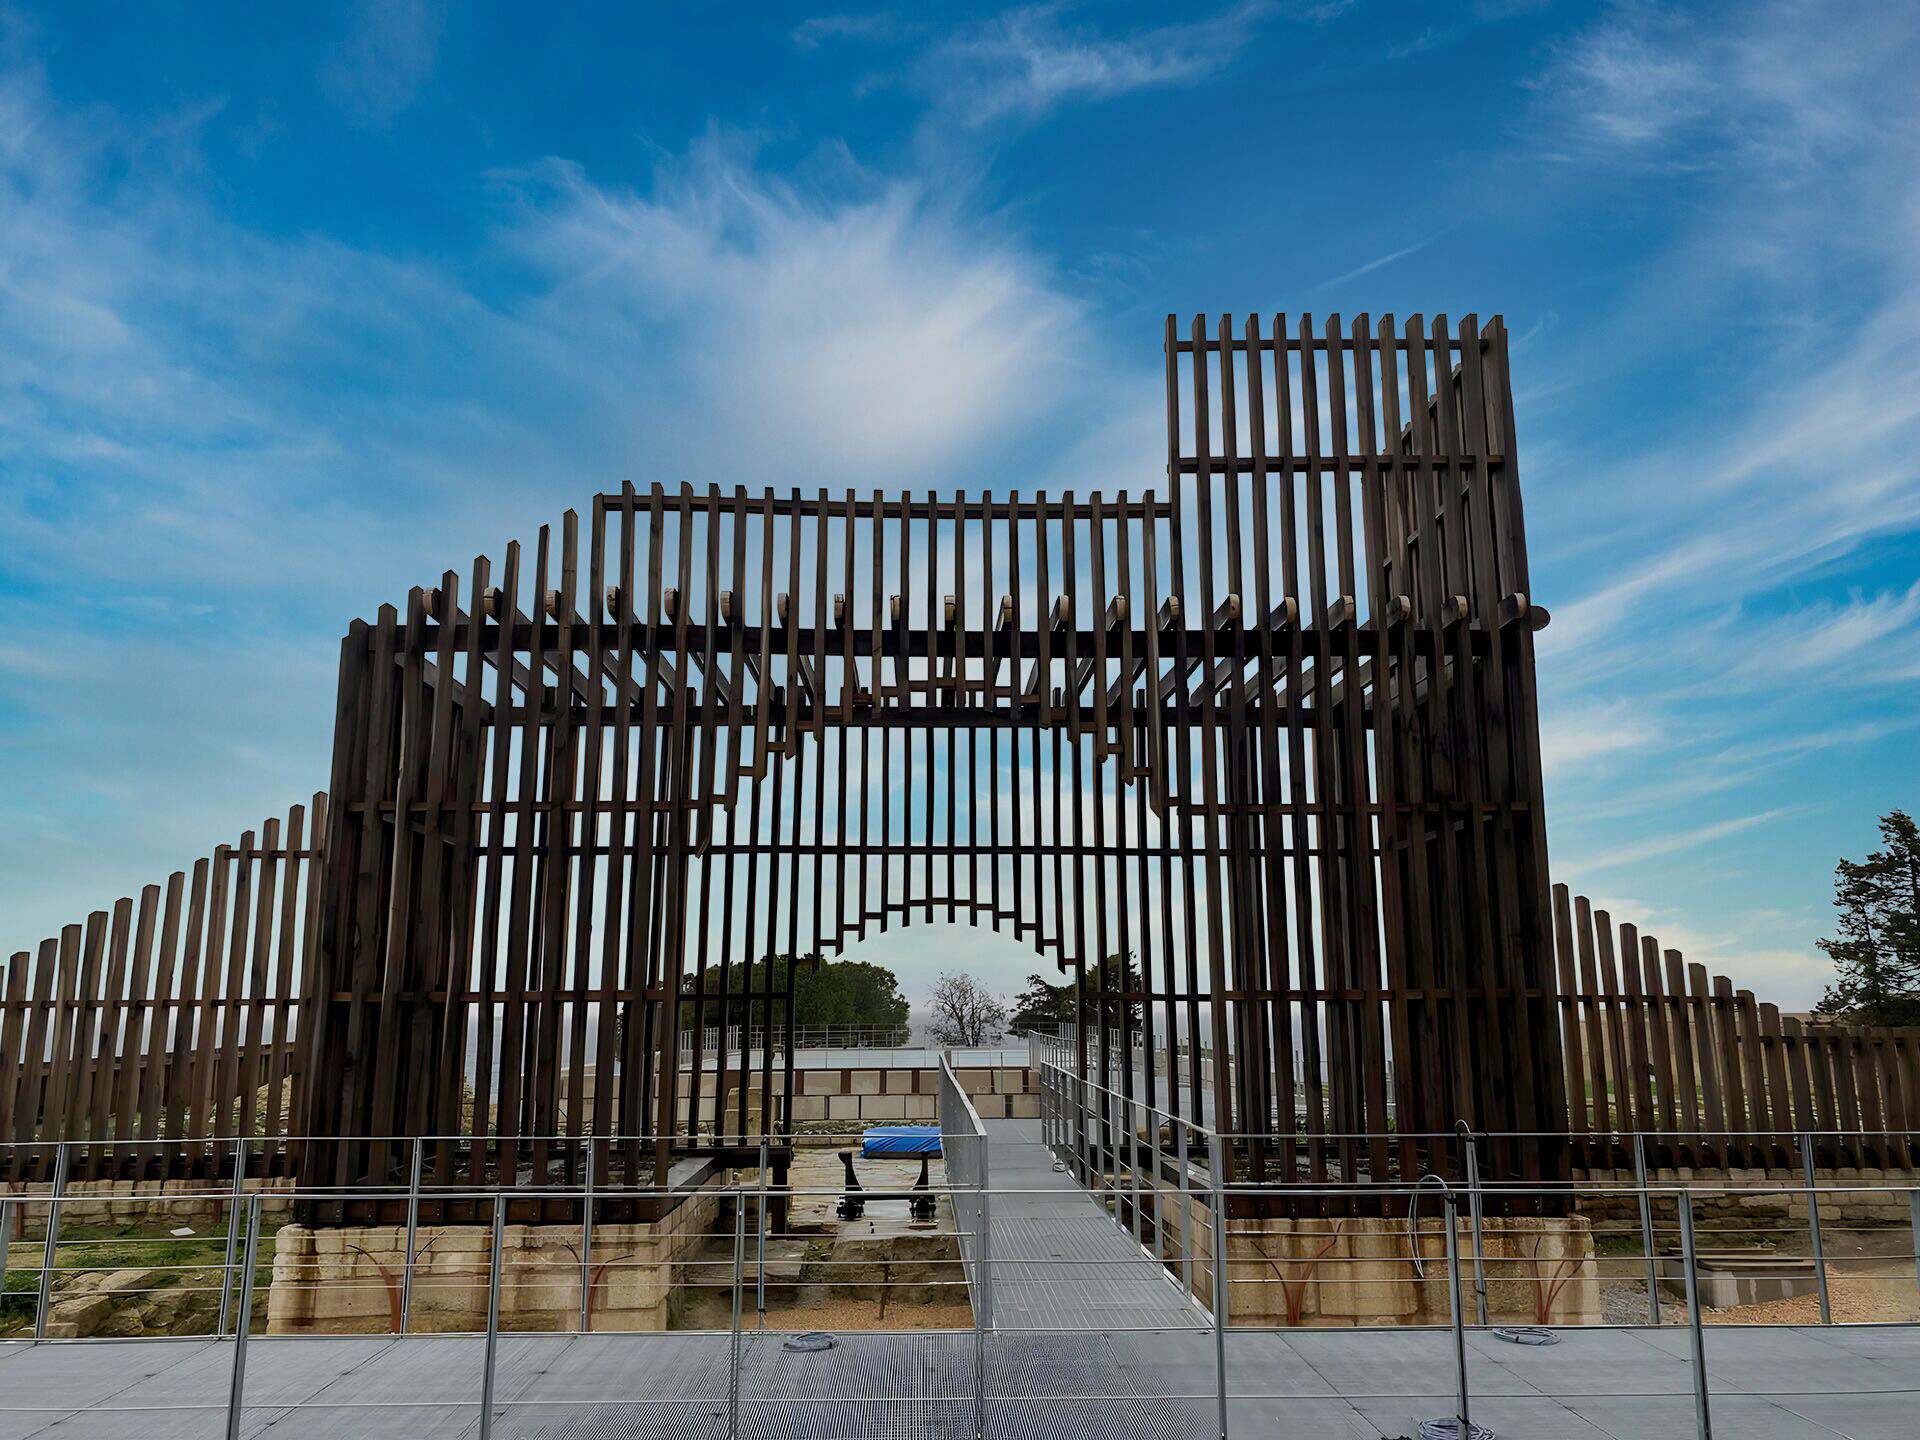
[1,0,1915,1010]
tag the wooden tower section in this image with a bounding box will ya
[294,313,1566,1217]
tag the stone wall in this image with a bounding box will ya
[266,1184,723,1335]
[1146,1179,1601,1327]
[3,1176,292,1226]
[672,1064,1041,1130]
[565,1062,1039,1131]
[786,1065,1037,1127]
[1573,1166,1920,1226]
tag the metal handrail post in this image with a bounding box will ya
[1097,1078,1112,1210]
[1801,1133,1831,1325]
[1461,1127,1489,1326]
[1176,1117,1194,1300]
[1633,1133,1660,1324]
[1053,1061,1063,1152]
[577,1141,596,1334]
[978,1134,993,1330]
[1071,1072,1084,1184]
[217,1135,247,1336]
[0,1198,9,1312]
[1206,1132,1229,1440]
[1044,1059,1059,1152]
[1911,1189,1920,1304]
[1077,1073,1090,1186]
[728,1189,745,1440]
[223,1196,263,1440]
[1146,1097,1166,1266]
[1443,1191,1471,1440]
[1128,1092,1144,1247]
[1677,1190,1713,1440]
[973,1135,987,1440]
[34,1141,69,1340]
[401,1137,423,1335]
[755,1139,768,1328]
[478,1198,505,1440]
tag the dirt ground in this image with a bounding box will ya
[728,1298,975,1331]
[1599,1221,1920,1326]
[1705,1266,1920,1325]
[673,1142,973,1332]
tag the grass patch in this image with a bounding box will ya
[1,1216,286,1336]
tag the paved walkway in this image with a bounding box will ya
[3,1324,1916,1437]
[980,1117,1206,1332]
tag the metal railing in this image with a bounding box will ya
[677,1023,913,1059]
[937,1054,991,1327]
[4,1107,1920,1440]
[936,1055,992,1436]
[1033,1025,1395,1104]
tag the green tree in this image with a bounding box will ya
[679,954,909,1032]
[796,958,911,1031]
[1814,810,1920,1026]
[1006,955,1143,1035]
[1008,972,1074,1034]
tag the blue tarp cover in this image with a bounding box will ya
[861,1125,942,1157]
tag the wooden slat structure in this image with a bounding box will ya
[0,798,325,1182]
[275,311,1567,1214]
[23,311,1836,1217]
[1553,883,1920,1173]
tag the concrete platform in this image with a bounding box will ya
[3,1322,1917,1437]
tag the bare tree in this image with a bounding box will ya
[925,971,1008,1046]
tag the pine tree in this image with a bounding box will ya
[1814,810,1920,1026]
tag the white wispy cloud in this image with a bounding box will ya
[1535,7,1709,151]
[792,13,915,50]
[1531,4,1920,714]
[1538,700,1661,782]
[319,0,447,125]
[1563,808,1790,875]
[1727,582,1920,685]
[1526,2,1920,1008]
[918,2,1272,126]
[0,63,1097,947]
[1385,27,1444,61]
[505,135,1082,480]
[1311,236,1437,294]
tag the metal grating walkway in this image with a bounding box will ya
[5,1324,1919,1438]
[981,1118,1206,1332]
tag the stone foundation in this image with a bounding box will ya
[1574,1166,1920,1226]
[1147,1182,1601,1327]
[713,1065,1040,1128]
[3,1177,292,1227]
[266,1183,723,1334]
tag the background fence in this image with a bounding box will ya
[1552,883,1920,1171]
[8,848,1919,1187]
[0,797,324,1182]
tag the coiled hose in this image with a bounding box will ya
[1491,1324,1559,1345]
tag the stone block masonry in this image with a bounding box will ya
[692,1065,1033,1132]
[1573,1166,1920,1226]
[266,1183,724,1334]
[1144,1177,1602,1327]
